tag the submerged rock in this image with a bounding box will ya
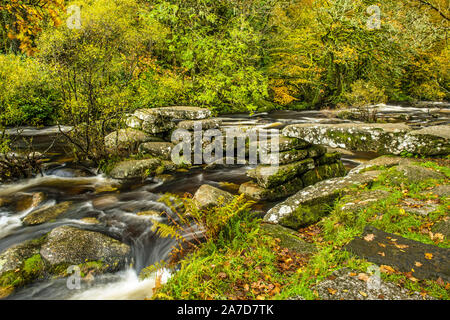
[282,123,450,156]
[40,226,130,271]
[193,185,234,210]
[345,226,450,282]
[22,201,72,226]
[108,158,161,179]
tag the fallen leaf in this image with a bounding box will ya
[394,243,409,249]
[359,291,368,297]
[358,273,369,282]
[424,253,433,260]
[327,288,337,295]
[378,252,385,257]
[415,262,423,267]
[364,233,375,242]
[380,265,396,274]
[436,277,445,287]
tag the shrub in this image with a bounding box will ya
[0,54,59,126]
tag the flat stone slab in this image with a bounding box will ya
[282,123,450,156]
[177,119,221,131]
[22,201,72,226]
[314,268,434,300]
[345,226,450,282]
[264,171,381,229]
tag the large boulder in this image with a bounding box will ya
[264,171,381,230]
[40,226,130,271]
[22,201,72,226]
[108,158,161,179]
[193,185,234,210]
[282,123,450,156]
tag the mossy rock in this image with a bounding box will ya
[261,224,316,254]
[22,201,72,226]
[239,178,304,202]
[248,158,315,189]
[108,158,162,179]
[301,162,347,187]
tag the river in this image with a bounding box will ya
[1,103,448,299]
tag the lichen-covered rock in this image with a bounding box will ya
[239,178,304,202]
[314,268,434,300]
[105,129,158,155]
[307,145,327,159]
[193,185,234,210]
[337,190,390,213]
[138,142,175,161]
[40,226,130,271]
[247,159,315,189]
[258,136,311,153]
[22,201,72,226]
[156,106,212,120]
[388,164,445,185]
[432,219,450,239]
[316,152,342,166]
[282,123,450,156]
[261,224,316,255]
[348,155,414,175]
[177,119,221,131]
[108,158,161,179]
[264,171,381,230]
[276,149,309,165]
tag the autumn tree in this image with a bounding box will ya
[0,0,64,55]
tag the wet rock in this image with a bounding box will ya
[203,157,241,170]
[259,136,310,153]
[40,226,130,271]
[247,159,315,189]
[314,268,433,300]
[345,226,450,282]
[0,237,46,298]
[15,192,46,212]
[153,174,175,183]
[22,201,72,226]
[282,123,450,156]
[193,185,234,210]
[138,142,175,160]
[105,129,158,155]
[108,158,161,179]
[264,171,381,229]
[177,119,221,131]
[239,178,304,202]
[92,195,119,209]
[261,223,316,255]
[80,217,100,224]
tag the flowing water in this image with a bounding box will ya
[1,104,448,300]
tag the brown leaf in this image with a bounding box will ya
[378,251,386,257]
[364,233,375,242]
[415,261,423,267]
[358,273,369,282]
[380,265,396,274]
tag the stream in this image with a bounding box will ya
[1,103,448,300]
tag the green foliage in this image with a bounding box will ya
[0,54,59,126]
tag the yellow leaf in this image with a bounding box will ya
[425,253,433,260]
